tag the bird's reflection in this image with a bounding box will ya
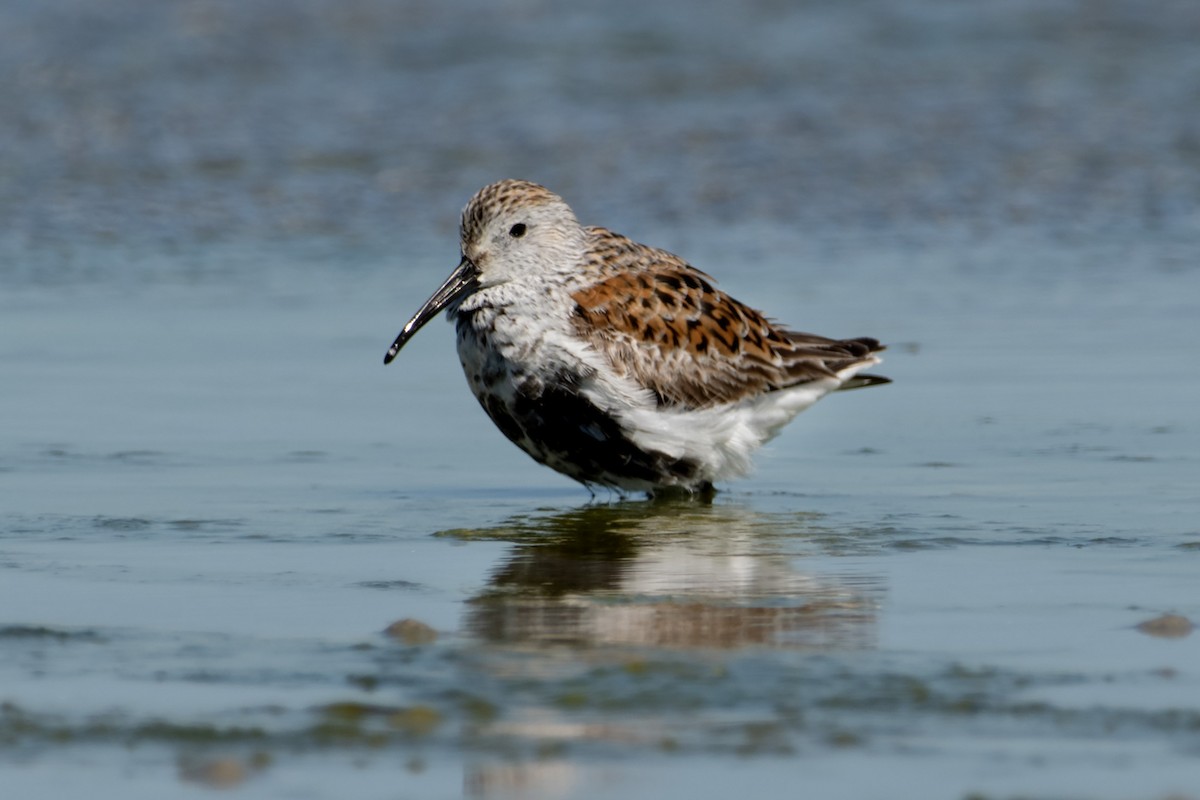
[442,500,882,651]
[433,502,890,798]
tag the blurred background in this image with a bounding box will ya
[4,0,1197,284]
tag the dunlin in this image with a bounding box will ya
[385,180,888,495]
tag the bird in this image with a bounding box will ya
[384,179,888,496]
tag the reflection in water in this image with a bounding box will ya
[445,502,883,651]
[446,502,886,797]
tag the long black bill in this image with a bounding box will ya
[383,256,479,365]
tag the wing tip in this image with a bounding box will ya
[838,373,892,391]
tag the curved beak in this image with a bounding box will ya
[383,256,479,365]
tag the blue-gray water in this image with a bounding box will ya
[3,1,1199,798]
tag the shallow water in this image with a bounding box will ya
[3,1,1200,798]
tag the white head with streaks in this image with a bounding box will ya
[383,180,586,363]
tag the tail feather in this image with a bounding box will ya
[838,374,891,391]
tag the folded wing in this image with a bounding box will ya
[570,227,887,409]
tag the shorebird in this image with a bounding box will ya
[384,180,888,495]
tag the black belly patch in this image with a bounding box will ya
[478,376,701,488]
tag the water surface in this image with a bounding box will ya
[3,1,1199,798]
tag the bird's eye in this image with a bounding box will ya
[509,223,527,238]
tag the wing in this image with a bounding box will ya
[571,227,886,409]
